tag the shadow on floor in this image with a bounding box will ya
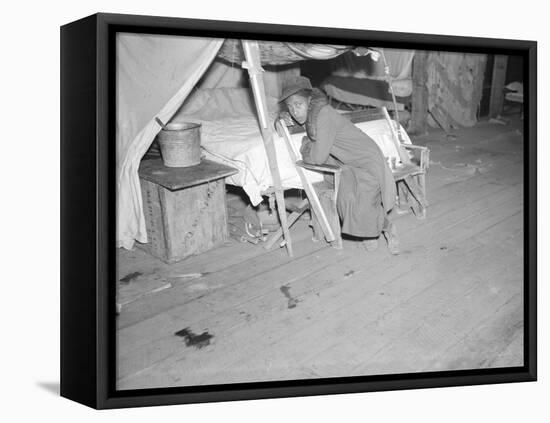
[36,381,60,396]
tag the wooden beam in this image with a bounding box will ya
[409,50,429,136]
[489,55,509,118]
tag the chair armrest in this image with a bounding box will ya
[296,160,342,202]
[402,144,428,152]
[296,160,341,174]
[402,144,430,171]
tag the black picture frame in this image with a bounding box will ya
[60,12,537,409]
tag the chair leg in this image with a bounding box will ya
[310,212,323,243]
[330,172,343,249]
[416,173,428,207]
[415,174,428,219]
[396,180,412,214]
[403,175,427,219]
[312,186,342,249]
[325,193,343,249]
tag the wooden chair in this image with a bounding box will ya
[263,125,343,251]
[296,161,343,249]
[264,111,430,251]
[344,108,430,219]
[393,143,430,219]
[298,142,429,249]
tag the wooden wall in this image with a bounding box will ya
[410,51,487,134]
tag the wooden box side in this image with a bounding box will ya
[140,179,169,261]
[140,178,229,263]
[164,179,228,261]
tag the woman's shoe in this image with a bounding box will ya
[384,223,401,255]
[362,239,378,252]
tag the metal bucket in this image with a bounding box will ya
[157,122,201,167]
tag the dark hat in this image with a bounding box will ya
[280,75,313,102]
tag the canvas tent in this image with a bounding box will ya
[329,48,415,81]
[117,35,222,249]
[116,34,369,249]
[116,34,409,250]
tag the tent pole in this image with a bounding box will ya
[241,40,293,257]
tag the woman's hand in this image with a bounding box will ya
[275,111,295,137]
[280,111,294,126]
[300,135,313,160]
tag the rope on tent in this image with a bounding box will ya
[379,49,406,144]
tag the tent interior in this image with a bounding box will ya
[115,33,525,390]
[116,34,417,250]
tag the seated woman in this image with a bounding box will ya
[279,76,400,254]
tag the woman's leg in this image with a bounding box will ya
[382,216,400,255]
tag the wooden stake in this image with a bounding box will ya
[489,55,509,119]
[409,50,429,136]
[242,40,293,257]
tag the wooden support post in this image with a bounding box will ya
[409,50,429,136]
[489,55,509,119]
[242,40,293,257]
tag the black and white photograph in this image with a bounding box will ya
[5,0,548,419]
[115,32,527,390]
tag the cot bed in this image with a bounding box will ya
[161,88,428,251]
[321,75,412,111]
[168,88,411,208]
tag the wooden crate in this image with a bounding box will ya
[139,159,238,263]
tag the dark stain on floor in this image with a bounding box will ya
[239,311,253,321]
[119,271,142,284]
[174,327,213,349]
[280,284,299,309]
[344,270,355,277]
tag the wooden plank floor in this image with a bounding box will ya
[116,118,525,390]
